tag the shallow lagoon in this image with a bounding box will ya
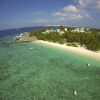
[0,42,100,100]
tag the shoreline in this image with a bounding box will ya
[18,32,100,60]
[33,40,100,60]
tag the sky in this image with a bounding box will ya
[0,0,100,30]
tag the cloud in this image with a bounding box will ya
[78,0,92,7]
[85,14,90,18]
[97,0,100,10]
[60,17,65,20]
[71,14,83,19]
[53,5,79,18]
[63,5,78,12]
[78,0,100,10]
[53,12,67,16]
[51,0,100,28]
[52,4,91,20]
[57,17,66,21]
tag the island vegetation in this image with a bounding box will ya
[29,26,100,51]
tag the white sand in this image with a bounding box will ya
[33,40,100,60]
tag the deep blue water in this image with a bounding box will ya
[0,26,47,38]
[0,26,47,43]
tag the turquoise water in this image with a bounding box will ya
[0,42,100,100]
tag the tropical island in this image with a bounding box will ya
[1,0,100,99]
[29,26,100,51]
[14,26,100,60]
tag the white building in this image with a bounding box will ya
[42,30,50,34]
[64,28,67,32]
[86,28,90,31]
[45,30,50,33]
[79,27,85,33]
[57,29,61,33]
[71,28,79,33]
[71,27,85,33]
[42,28,65,35]
[56,29,65,35]
[59,31,65,35]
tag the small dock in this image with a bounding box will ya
[16,33,37,42]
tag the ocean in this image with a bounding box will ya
[0,27,100,100]
[0,26,47,43]
[0,26,47,38]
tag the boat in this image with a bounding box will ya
[87,63,90,66]
[14,33,23,41]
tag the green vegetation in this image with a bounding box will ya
[67,43,78,47]
[29,27,100,51]
[29,29,66,44]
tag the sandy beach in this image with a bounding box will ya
[34,40,100,60]
[18,33,100,60]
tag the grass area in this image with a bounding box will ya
[67,43,78,47]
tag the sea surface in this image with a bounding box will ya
[0,26,46,38]
[0,27,100,100]
[0,26,47,43]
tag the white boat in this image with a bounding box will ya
[87,63,90,66]
[14,33,22,41]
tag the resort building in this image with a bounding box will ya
[42,30,50,34]
[45,30,50,33]
[71,28,79,33]
[42,28,57,34]
[50,28,57,32]
[86,28,90,31]
[64,28,68,32]
[71,27,85,33]
[58,31,65,35]
[42,27,65,36]
[57,28,65,35]
[57,29,61,33]
[79,27,85,33]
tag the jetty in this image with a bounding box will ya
[16,32,37,42]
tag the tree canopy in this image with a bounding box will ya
[29,27,100,51]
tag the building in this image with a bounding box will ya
[50,28,57,32]
[86,28,90,31]
[57,29,61,33]
[64,28,67,32]
[59,31,65,35]
[79,27,85,33]
[71,28,79,33]
[42,27,65,35]
[71,27,85,33]
[45,30,50,33]
[42,30,50,34]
